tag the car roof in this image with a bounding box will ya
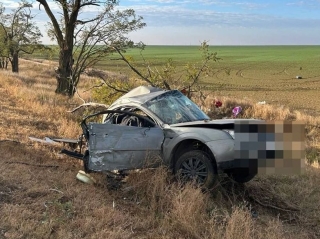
[110,86,168,106]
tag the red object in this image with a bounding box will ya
[181,89,188,95]
[214,100,222,108]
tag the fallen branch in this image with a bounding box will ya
[249,196,300,212]
[4,161,59,168]
[0,139,20,144]
[68,102,109,113]
[49,188,64,194]
[74,86,86,104]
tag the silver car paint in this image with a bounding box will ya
[161,126,233,163]
[87,123,164,171]
[87,86,246,172]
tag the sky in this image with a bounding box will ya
[4,0,320,45]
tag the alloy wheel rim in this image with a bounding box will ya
[179,157,208,183]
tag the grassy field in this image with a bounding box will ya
[0,57,320,238]
[30,45,320,115]
[119,45,320,116]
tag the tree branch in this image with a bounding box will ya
[68,102,109,113]
[4,161,59,168]
[113,46,155,87]
[103,80,129,94]
[85,68,130,95]
[83,82,104,93]
[36,0,64,44]
[75,17,100,25]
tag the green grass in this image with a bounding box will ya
[214,45,320,61]
[97,45,320,76]
[27,45,320,115]
[29,44,320,70]
[110,45,320,115]
[109,45,320,63]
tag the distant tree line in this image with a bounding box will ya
[0,1,43,72]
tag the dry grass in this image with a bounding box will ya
[0,60,320,238]
[199,94,320,164]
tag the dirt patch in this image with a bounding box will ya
[0,181,19,205]
[26,191,49,199]
[0,228,7,239]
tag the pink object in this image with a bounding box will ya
[232,106,242,117]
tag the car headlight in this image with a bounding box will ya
[223,130,235,139]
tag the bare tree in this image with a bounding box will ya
[0,1,42,73]
[36,0,146,96]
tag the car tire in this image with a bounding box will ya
[227,168,256,183]
[174,150,216,188]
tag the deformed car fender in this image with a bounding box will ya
[162,127,233,166]
[204,139,234,172]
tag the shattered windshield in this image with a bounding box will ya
[143,90,210,125]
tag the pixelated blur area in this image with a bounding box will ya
[234,120,305,175]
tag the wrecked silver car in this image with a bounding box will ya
[61,86,259,187]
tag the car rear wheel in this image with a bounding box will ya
[174,150,216,188]
[227,168,257,183]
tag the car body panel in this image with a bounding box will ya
[85,86,256,173]
[110,86,166,106]
[161,127,233,163]
[63,86,266,181]
[170,118,264,128]
[205,139,235,171]
[87,123,164,171]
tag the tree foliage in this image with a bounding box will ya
[0,1,42,72]
[36,0,146,96]
[114,41,219,94]
[90,42,220,106]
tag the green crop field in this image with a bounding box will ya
[102,45,320,115]
[30,45,320,115]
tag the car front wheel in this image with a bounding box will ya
[174,150,216,188]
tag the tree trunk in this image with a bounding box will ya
[11,52,19,73]
[55,46,74,96]
[0,57,9,70]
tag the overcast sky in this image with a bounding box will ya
[5,0,320,45]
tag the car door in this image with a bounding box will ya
[87,116,164,172]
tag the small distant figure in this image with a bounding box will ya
[296,76,302,79]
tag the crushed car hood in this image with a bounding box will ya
[110,86,166,106]
[170,119,264,129]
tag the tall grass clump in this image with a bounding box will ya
[122,165,309,239]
